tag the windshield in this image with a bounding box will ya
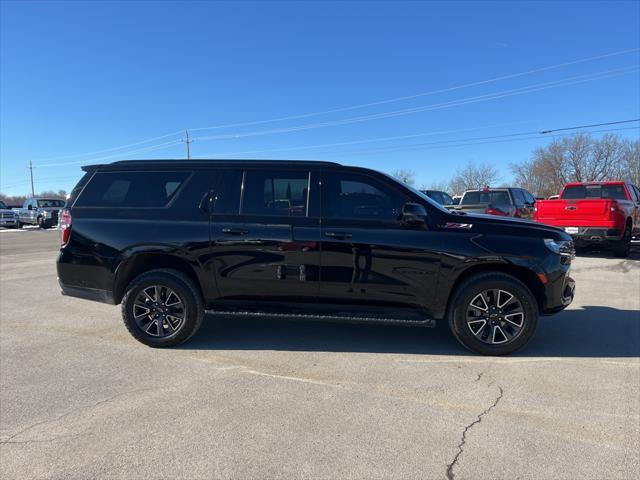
[37,199,65,208]
[462,190,511,205]
[562,184,627,200]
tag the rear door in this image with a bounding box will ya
[211,167,321,302]
[513,189,535,219]
[627,183,640,233]
[318,169,440,309]
[521,189,537,220]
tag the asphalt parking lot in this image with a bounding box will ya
[0,229,638,479]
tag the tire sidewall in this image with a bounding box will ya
[122,271,200,347]
[450,275,538,356]
[613,226,630,258]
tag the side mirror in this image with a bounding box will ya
[27,205,33,210]
[401,202,428,228]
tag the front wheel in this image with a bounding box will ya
[448,272,539,355]
[121,269,204,347]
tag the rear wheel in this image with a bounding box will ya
[612,225,631,258]
[121,269,204,347]
[448,272,538,355]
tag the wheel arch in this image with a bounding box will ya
[113,252,203,304]
[444,263,546,318]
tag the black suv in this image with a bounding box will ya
[57,160,575,355]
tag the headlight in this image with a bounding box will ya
[544,238,574,257]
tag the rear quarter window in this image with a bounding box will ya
[74,171,191,207]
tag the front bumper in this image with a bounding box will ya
[538,248,575,315]
[0,218,18,227]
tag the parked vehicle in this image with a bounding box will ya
[453,187,537,219]
[13,197,65,228]
[534,181,640,257]
[0,200,19,228]
[57,160,575,356]
[420,190,455,206]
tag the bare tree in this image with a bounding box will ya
[448,160,500,194]
[421,181,450,192]
[615,138,640,185]
[511,133,638,198]
[391,169,416,186]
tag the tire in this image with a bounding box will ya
[448,272,539,356]
[612,225,631,258]
[37,216,48,229]
[17,222,23,229]
[121,268,204,348]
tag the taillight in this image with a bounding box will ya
[59,209,72,247]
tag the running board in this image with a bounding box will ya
[204,309,436,328]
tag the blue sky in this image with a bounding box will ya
[1,0,639,195]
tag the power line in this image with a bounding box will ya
[28,47,638,165]
[189,47,640,133]
[1,174,82,191]
[195,118,639,159]
[330,126,640,157]
[193,122,528,158]
[32,130,184,163]
[192,66,638,142]
[539,119,639,134]
[200,123,638,160]
[37,139,183,167]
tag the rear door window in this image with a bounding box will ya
[241,170,309,217]
[512,189,526,206]
[428,191,444,204]
[75,171,191,207]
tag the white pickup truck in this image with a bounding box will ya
[12,197,65,228]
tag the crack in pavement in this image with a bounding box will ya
[1,432,90,445]
[0,388,153,445]
[445,385,504,480]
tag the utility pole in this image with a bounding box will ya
[28,160,35,197]
[182,129,193,160]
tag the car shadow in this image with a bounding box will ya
[575,245,640,260]
[183,305,639,358]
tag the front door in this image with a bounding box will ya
[211,167,321,302]
[318,169,440,310]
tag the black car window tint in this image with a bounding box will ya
[242,170,309,217]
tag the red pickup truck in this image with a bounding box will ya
[534,181,640,257]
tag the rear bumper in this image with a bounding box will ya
[566,227,621,244]
[59,281,116,305]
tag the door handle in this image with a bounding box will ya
[324,231,352,240]
[222,228,249,235]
